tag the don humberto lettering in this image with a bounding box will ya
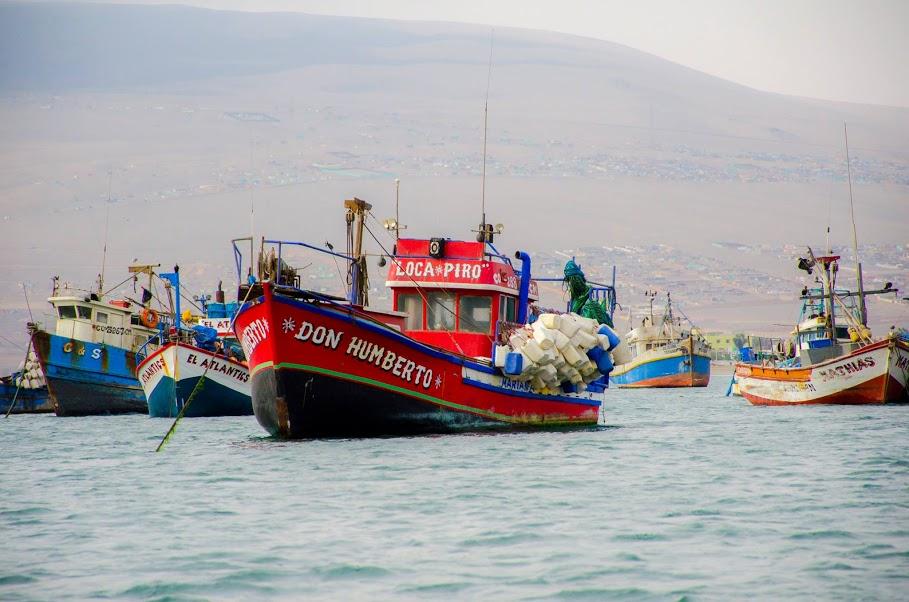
[276,318,438,391]
[344,336,437,390]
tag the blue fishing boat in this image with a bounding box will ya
[0,348,53,413]
[1,377,52,414]
[139,283,252,418]
[610,293,711,388]
[31,265,173,416]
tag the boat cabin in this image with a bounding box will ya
[622,295,708,361]
[792,285,864,363]
[793,286,859,349]
[385,238,538,359]
[49,294,164,352]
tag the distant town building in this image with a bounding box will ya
[703,331,746,360]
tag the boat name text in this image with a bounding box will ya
[62,341,103,360]
[394,260,482,281]
[140,356,166,384]
[777,381,817,393]
[345,336,435,389]
[186,353,249,383]
[499,378,532,393]
[93,325,131,336]
[240,318,270,357]
[293,321,344,349]
[200,318,233,334]
[896,353,909,372]
[817,356,875,382]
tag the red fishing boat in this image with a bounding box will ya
[232,198,613,438]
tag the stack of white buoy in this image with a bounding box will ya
[14,350,46,390]
[494,312,621,394]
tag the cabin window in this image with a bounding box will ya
[96,312,108,324]
[58,306,76,319]
[427,292,455,331]
[398,293,424,331]
[458,295,492,334]
[498,295,517,323]
[77,306,92,320]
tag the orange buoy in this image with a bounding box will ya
[140,308,159,329]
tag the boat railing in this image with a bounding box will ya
[484,242,515,269]
[135,331,165,363]
[535,273,617,319]
[233,237,356,288]
[135,325,245,364]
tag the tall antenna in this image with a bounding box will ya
[843,122,867,325]
[480,29,494,233]
[99,169,112,294]
[825,181,832,254]
[249,131,255,244]
[394,178,401,240]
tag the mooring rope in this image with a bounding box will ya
[155,283,256,452]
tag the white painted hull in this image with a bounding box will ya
[735,338,909,405]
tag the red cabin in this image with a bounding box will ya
[386,238,538,359]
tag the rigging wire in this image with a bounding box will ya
[155,283,257,452]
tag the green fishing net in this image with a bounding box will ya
[564,260,614,327]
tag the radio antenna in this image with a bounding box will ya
[843,122,867,325]
[249,131,255,244]
[99,169,112,295]
[479,29,494,236]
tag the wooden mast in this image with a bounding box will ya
[345,197,372,307]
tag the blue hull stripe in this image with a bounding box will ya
[35,331,147,414]
[147,375,253,418]
[612,354,711,386]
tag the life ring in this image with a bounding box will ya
[140,308,159,329]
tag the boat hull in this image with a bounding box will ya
[611,351,711,388]
[138,343,252,418]
[31,329,147,416]
[735,338,909,405]
[0,384,53,413]
[234,287,602,438]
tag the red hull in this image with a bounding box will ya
[234,286,603,438]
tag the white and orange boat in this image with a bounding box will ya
[735,251,908,406]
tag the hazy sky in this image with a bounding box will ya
[88,0,909,108]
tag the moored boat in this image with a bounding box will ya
[138,341,251,418]
[139,284,252,418]
[610,293,711,388]
[735,251,908,405]
[30,266,174,416]
[0,348,53,413]
[233,198,613,438]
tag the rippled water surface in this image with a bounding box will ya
[2,380,908,600]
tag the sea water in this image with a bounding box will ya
[2,380,907,600]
